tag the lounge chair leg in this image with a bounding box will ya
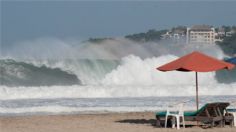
[165,115,168,128]
[176,116,180,129]
[211,121,215,127]
[171,117,175,128]
[182,116,185,128]
[223,119,225,127]
[156,116,161,127]
[220,120,223,127]
[156,119,161,127]
[230,119,234,127]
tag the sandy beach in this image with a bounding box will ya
[0,112,235,132]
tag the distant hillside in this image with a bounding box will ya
[87,38,114,43]
[86,26,236,57]
[216,33,236,56]
[86,29,168,43]
[125,29,168,42]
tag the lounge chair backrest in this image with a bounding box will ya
[196,102,229,117]
[216,102,230,116]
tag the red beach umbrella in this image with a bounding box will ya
[157,51,234,110]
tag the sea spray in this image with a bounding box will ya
[1,38,236,100]
[1,52,236,115]
[27,59,120,84]
[101,55,217,86]
[1,55,236,100]
[3,38,225,60]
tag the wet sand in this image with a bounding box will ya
[0,112,235,132]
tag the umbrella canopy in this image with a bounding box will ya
[225,57,236,65]
[157,51,234,110]
[158,51,234,72]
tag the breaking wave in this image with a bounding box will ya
[0,59,80,86]
[0,54,236,100]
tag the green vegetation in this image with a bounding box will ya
[171,26,187,33]
[86,26,236,57]
[216,33,236,56]
[88,38,114,43]
[222,25,232,32]
[125,29,167,42]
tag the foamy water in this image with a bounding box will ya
[1,84,236,100]
[1,96,236,116]
[1,52,236,115]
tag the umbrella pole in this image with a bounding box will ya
[196,72,199,110]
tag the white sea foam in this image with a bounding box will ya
[101,55,217,86]
[1,54,236,100]
[0,106,194,115]
[1,96,235,116]
[2,38,235,115]
[3,37,226,85]
[1,83,236,100]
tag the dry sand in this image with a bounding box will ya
[0,112,235,132]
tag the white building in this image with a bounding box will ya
[226,31,235,37]
[161,31,172,39]
[186,25,215,44]
[217,27,226,36]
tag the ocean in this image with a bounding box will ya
[1,96,236,116]
[1,54,236,116]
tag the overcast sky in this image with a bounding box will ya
[1,1,236,47]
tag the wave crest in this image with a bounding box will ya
[0,59,80,86]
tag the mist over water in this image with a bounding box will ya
[1,37,236,115]
[2,37,225,60]
[0,37,235,100]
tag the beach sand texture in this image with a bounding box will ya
[1,112,235,132]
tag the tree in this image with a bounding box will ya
[217,33,236,56]
[222,25,231,32]
[125,29,168,42]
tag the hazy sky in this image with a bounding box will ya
[1,1,236,47]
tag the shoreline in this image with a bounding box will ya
[1,95,235,117]
[1,112,235,132]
